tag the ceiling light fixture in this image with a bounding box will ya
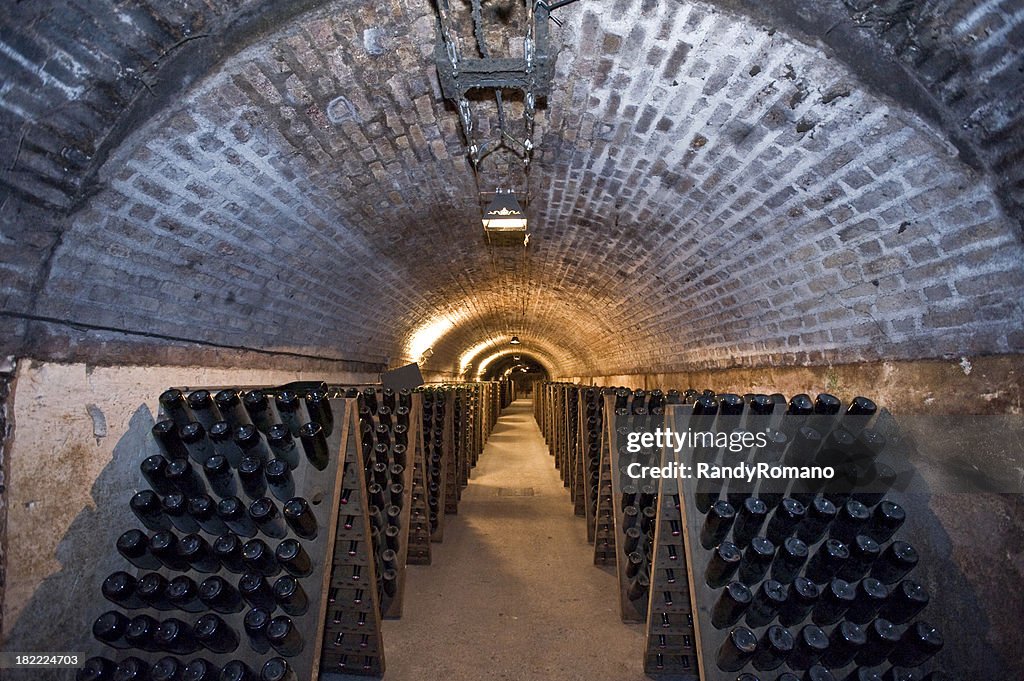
[482,190,527,232]
[510,335,521,345]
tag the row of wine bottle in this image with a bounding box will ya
[78,654,297,681]
[715,618,943,674]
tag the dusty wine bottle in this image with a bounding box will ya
[242,538,280,577]
[778,577,821,627]
[266,616,303,657]
[701,500,737,550]
[706,541,742,588]
[77,657,118,681]
[160,389,193,428]
[155,617,200,655]
[805,539,849,584]
[282,497,317,539]
[116,529,161,570]
[131,490,170,531]
[716,626,758,672]
[188,494,229,536]
[889,621,942,666]
[93,610,132,649]
[180,533,221,573]
[166,575,205,612]
[751,624,794,672]
[234,424,272,462]
[260,657,298,681]
[298,421,329,470]
[243,607,272,654]
[195,612,240,654]
[265,458,295,501]
[249,497,286,539]
[711,582,753,628]
[242,390,275,434]
[733,497,769,548]
[162,493,201,533]
[153,420,189,460]
[739,536,776,585]
[213,390,249,428]
[209,421,242,467]
[267,424,300,470]
[102,571,144,610]
[879,579,929,624]
[846,577,889,624]
[273,575,308,615]
[811,578,856,625]
[830,499,871,544]
[239,571,276,610]
[238,456,268,499]
[275,538,313,577]
[213,532,247,573]
[199,575,244,614]
[186,390,220,429]
[855,618,901,666]
[822,620,867,668]
[182,659,219,681]
[838,535,881,582]
[221,660,256,681]
[112,658,150,681]
[179,422,213,465]
[871,541,918,584]
[770,536,807,585]
[305,390,333,436]
[766,499,806,545]
[149,656,185,681]
[275,391,307,438]
[166,458,206,497]
[202,455,237,498]
[125,613,162,652]
[796,497,837,545]
[867,500,905,543]
[746,579,787,628]
[788,625,829,670]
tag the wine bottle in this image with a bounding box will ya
[131,490,170,531]
[234,424,272,462]
[788,624,829,670]
[195,612,240,653]
[165,458,206,497]
[153,420,189,459]
[879,579,929,624]
[125,613,161,652]
[149,656,185,681]
[249,497,287,538]
[796,497,836,545]
[199,575,244,614]
[733,497,769,548]
[203,455,237,498]
[838,535,881,582]
[275,391,307,438]
[265,459,295,501]
[855,618,901,666]
[238,456,268,499]
[751,624,793,672]
[778,577,820,627]
[77,657,118,681]
[866,500,905,543]
[214,390,250,428]
[887,620,941,665]
[266,616,303,657]
[179,422,213,465]
[243,390,276,434]
[155,617,200,655]
[102,571,144,610]
[111,658,150,681]
[141,455,177,495]
[739,536,776,585]
[766,499,806,545]
[187,390,221,430]
[92,610,131,649]
[116,529,161,570]
[182,659,220,681]
[716,626,758,672]
[830,499,871,544]
[745,579,787,628]
[180,533,222,573]
[217,496,258,537]
[305,390,334,437]
[267,424,300,470]
[242,538,280,577]
[770,536,807,585]
[160,389,193,427]
[706,541,742,588]
[804,665,835,681]
[272,575,308,615]
[701,500,736,550]
[276,539,313,577]
[188,494,229,536]
[260,657,298,681]
[298,421,329,470]
[846,577,889,624]
[221,660,256,681]
[811,578,856,625]
[212,532,247,573]
[282,497,318,539]
[243,608,272,654]
[871,541,918,584]
[805,539,849,584]
[166,575,205,613]
[711,582,753,628]
[239,572,276,610]
[209,421,242,467]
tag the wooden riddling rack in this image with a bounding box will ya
[84,380,506,681]
[536,383,947,681]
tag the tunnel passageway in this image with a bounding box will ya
[381,399,646,681]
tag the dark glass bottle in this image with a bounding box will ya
[705,541,742,588]
[733,497,769,548]
[249,497,287,538]
[203,455,237,498]
[275,391,306,438]
[153,420,189,459]
[213,532,247,573]
[166,458,206,497]
[187,390,220,430]
[243,390,275,434]
[811,578,856,625]
[199,575,244,614]
[93,610,131,649]
[149,656,185,681]
[711,582,753,628]
[242,538,280,577]
[243,608,272,654]
[830,499,871,544]
[137,572,174,610]
[276,539,313,577]
[822,621,867,668]
[745,579,787,628]
[117,528,160,569]
[273,575,308,615]
[879,579,929,624]
[838,534,881,582]
[209,421,242,467]
[155,617,200,655]
[125,613,161,652]
[804,665,835,681]
[102,571,144,609]
[130,489,170,531]
[701,500,736,550]
[298,421,329,471]
[796,497,836,544]
[889,621,942,666]
[162,493,200,533]
[867,500,906,543]
[282,497,318,539]
[182,659,220,681]
[751,624,793,671]
[166,575,205,613]
[267,424,300,470]
[846,577,889,624]
[234,424,272,462]
[159,389,192,427]
[716,626,758,672]
[266,616,303,657]
[871,541,919,584]
[265,458,295,501]
[805,538,849,584]
[77,657,118,681]
[771,537,808,585]
[112,658,150,681]
[239,572,276,610]
[148,530,189,571]
[883,668,922,681]
[739,536,776,585]
[188,494,229,536]
[305,390,333,437]
[260,657,298,681]
[179,533,221,573]
[218,496,258,537]
[778,577,820,627]
[221,660,256,681]
[195,612,240,653]
[788,625,829,670]
[855,618,901,666]
[141,455,177,495]
[179,422,213,465]
[238,456,267,499]
[766,498,806,545]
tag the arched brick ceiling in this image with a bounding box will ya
[2,0,1022,377]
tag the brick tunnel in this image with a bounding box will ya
[0,0,1022,679]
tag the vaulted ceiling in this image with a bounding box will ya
[1,0,1022,378]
